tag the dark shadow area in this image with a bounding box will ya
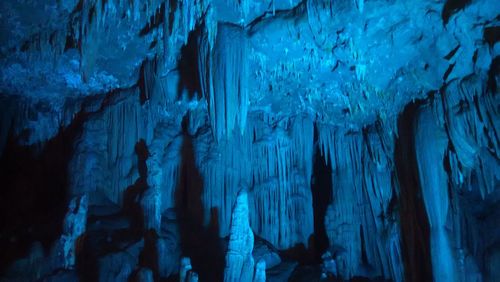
[138,58,158,105]
[311,136,333,262]
[289,264,336,282]
[0,109,88,275]
[394,101,433,282]
[137,229,159,281]
[442,0,472,25]
[280,128,334,266]
[76,139,150,282]
[75,232,99,282]
[280,242,312,265]
[177,27,203,100]
[487,56,499,94]
[484,26,500,48]
[175,115,224,281]
[123,139,149,237]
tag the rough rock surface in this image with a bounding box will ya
[0,0,498,281]
[224,189,263,282]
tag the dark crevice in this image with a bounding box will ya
[77,138,150,282]
[247,1,307,36]
[359,225,368,265]
[139,2,166,36]
[394,100,433,282]
[177,26,203,100]
[484,26,500,48]
[487,56,499,94]
[0,108,88,275]
[311,132,333,262]
[444,44,460,60]
[281,127,333,266]
[442,0,472,25]
[138,229,159,281]
[443,62,456,81]
[175,114,224,281]
[123,139,149,237]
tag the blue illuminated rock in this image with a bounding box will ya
[0,0,498,281]
[54,195,88,269]
[224,189,256,282]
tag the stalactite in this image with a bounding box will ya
[198,23,249,142]
[69,89,161,205]
[191,111,314,248]
[105,98,149,204]
[2,0,497,281]
[79,0,102,80]
[442,75,499,197]
[193,119,252,236]
[415,105,457,282]
[408,71,499,281]
[292,115,314,183]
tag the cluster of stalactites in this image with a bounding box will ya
[411,72,499,282]
[319,123,403,281]
[198,23,249,143]
[163,0,215,66]
[249,113,314,249]
[438,74,499,198]
[19,0,210,81]
[193,114,252,236]
[191,111,314,249]
[69,88,163,205]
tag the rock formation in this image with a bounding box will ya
[0,0,498,281]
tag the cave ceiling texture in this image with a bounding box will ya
[0,0,499,281]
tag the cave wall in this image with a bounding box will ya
[0,0,498,281]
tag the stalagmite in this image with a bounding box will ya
[321,252,337,278]
[137,268,154,282]
[253,259,266,282]
[140,187,162,231]
[187,270,199,282]
[53,195,88,269]
[146,122,183,213]
[194,122,252,236]
[180,257,193,282]
[224,189,255,282]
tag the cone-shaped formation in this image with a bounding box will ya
[223,188,267,282]
[198,23,249,142]
[224,189,255,282]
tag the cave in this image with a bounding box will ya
[0,1,499,281]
